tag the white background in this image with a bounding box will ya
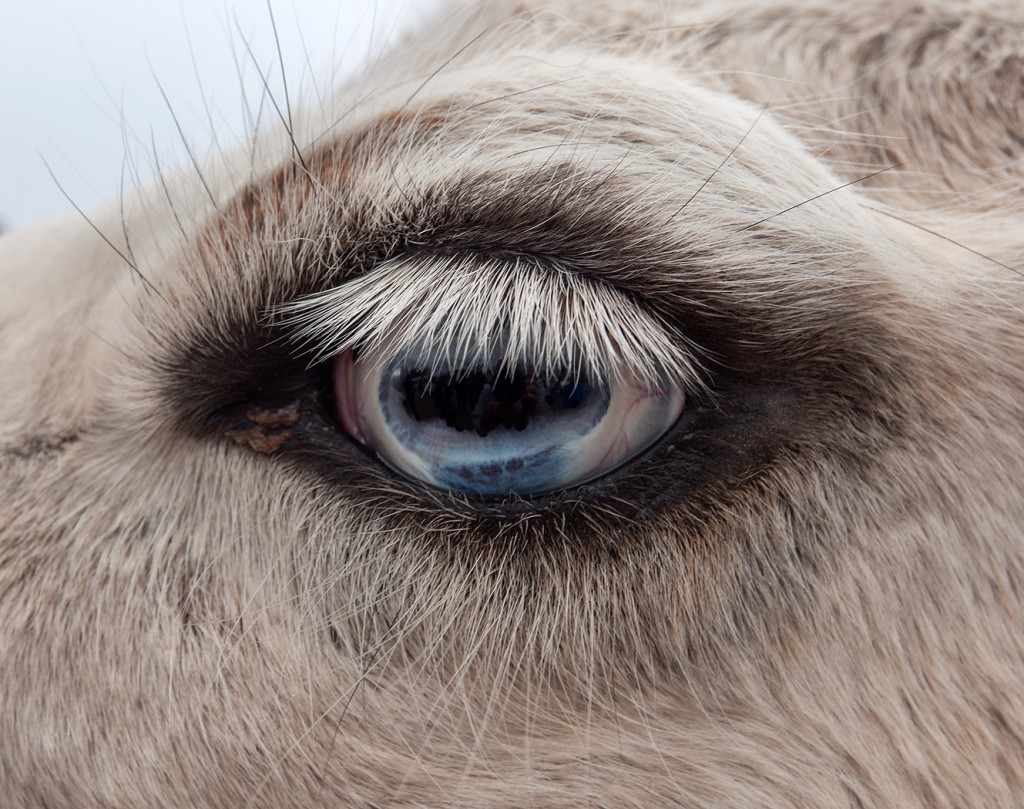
[0,0,443,232]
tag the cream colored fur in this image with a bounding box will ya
[2,0,1023,806]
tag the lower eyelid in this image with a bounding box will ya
[334,349,366,444]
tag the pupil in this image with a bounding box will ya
[400,368,590,437]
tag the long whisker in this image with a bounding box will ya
[40,156,162,297]
[738,164,900,231]
[670,100,771,222]
[234,14,311,177]
[876,209,1024,281]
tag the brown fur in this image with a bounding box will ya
[2,0,1023,806]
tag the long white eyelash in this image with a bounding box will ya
[275,255,707,391]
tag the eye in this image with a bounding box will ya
[275,255,703,500]
[333,345,685,496]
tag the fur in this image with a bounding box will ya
[1,0,1023,806]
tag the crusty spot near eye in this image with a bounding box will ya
[224,403,301,455]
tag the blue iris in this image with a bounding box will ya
[380,362,609,496]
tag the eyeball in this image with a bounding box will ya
[334,346,684,497]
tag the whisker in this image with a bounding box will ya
[401,27,493,110]
[265,0,308,176]
[670,99,771,222]
[117,152,141,276]
[150,129,191,246]
[287,2,326,118]
[40,156,161,297]
[738,163,901,232]
[177,3,233,180]
[876,209,1024,281]
[313,605,393,799]
[152,73,220,210]
[234,15,311,178]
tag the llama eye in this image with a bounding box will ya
[334,345,685,496]
[276,256,700,499]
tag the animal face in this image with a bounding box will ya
[2,1,1023,806]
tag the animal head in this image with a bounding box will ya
[2,1,1022,805]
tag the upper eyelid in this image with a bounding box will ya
[196,139,869,321]
[164,93,894,432]
[166,158,878,430]
[190,153,720,346]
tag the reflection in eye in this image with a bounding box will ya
[335,346,685,496]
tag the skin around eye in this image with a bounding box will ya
[334,348,685,496]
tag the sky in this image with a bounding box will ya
[0,0,442,231]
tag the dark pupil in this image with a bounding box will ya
[400,368,591,437]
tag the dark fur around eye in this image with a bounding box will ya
[157,129,917,552]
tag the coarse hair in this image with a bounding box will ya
[1,0,1023,806]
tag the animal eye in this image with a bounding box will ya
[275,256,702,501]
[333,345,685,496]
